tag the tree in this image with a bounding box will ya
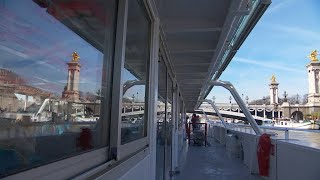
[249,96,270,105]
[96,89,101,101]
[79,91,98,102]
[287,95,298,104]
[302,94,308,104]
[311,111,320,120]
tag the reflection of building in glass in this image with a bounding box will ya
[0,68,50,112]
[62,52,81,102]
[0,68,22,111]
[0,69,25,85]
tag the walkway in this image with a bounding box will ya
[176,139,262,180]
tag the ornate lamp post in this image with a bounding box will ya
[296,94,300,104]
[273,102,279,120]
[136,92,139,102]
[283,91,288,102]
[132,94,135,103]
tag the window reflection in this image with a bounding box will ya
[156,55,166,180]
[0,0,115,177]
[179,97,183,129]
[165,77,173,171]
[121,0,150,145]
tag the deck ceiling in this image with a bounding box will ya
[156,0,234,111]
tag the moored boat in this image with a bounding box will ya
[274,119,313,129]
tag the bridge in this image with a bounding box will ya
[121,102,271,122]
[199,103,282,120]
[193,109,270,122]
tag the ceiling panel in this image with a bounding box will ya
[156,0,232,111]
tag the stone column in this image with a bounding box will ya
[24,95,28,111]
[307,60,320,107]
[269,75,279,105]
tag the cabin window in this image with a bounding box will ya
[178,97,183,129]
[256,120,263,125]
[156,55,167,180]
[120,0,151,145]
[165,76,174,171]
[0,0,116,177]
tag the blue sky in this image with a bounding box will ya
[0,0,145,101]
[0,0,105,94]
[207,0,320,103]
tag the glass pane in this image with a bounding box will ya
[121,0,150,145]
[165,77,173,177]
[179,98,183,129]
[156,55,166,180]
[178,97,184,163]
[0,0,116,177]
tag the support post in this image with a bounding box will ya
[206,81,262,135]
[205,123,207,147]
[24,95,28,111]
[188,123,191,145]
[285,128,289,140]
[200,109,209,122]
[202,100,228,128]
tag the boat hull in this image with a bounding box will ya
[274,122,314,129]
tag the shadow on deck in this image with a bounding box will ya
[176,139,262,180]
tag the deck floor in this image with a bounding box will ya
[176,139,262,180]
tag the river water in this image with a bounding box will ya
[265,128,320,149]
[208,120,320,150]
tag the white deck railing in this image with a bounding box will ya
[208,120,320,141]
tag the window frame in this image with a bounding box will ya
[110,0,158,160]
[5,148,108,179]
[3,0,118,178]
[4,0,161,178]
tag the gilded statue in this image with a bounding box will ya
[72,52,80,62]
[271,74,276,83]
[308,50,318,62]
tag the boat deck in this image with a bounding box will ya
[176,139,262,180]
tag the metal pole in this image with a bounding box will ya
[285,128,289,140]
[203,100,228,128]
[200,109,209,122]
[207,81,262,135]
[205,123,207,147]
[188,123,191,145]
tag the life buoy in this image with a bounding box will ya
[77,128,93,150]
[257,133,271,176]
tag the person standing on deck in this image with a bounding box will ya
[191,114,197,131]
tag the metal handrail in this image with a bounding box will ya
[208,121,320,140]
